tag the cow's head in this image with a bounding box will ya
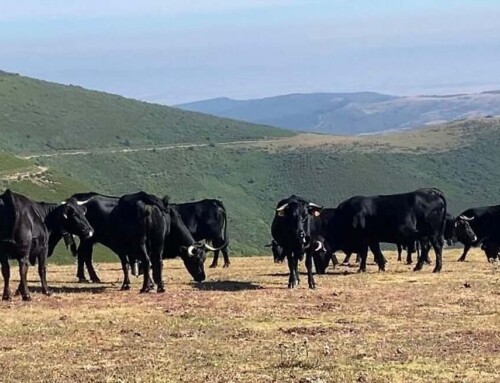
[312,241,330,274]
[480,240,499,263]
[265,240,285,263]
[179,243,207,282]
[454,215,477,244]
[274,196,322,249]
[59,198,94,239]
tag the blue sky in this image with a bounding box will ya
[1,0,500,104]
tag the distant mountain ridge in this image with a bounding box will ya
[177,91,500,135]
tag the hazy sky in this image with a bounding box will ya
[1,0,500,104]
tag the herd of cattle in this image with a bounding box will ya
[0,187,498,300]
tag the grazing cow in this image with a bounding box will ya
[170,199,229,268]
[457,207,500,261]
[0,189,93,301]
[454,205,500,262]
[321,188,448,273]
[111,192,208,292]
[270,195,323,289]
[51,192,215,291]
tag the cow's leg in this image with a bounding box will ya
[37,253,51,296]
[431,236,444,273]
[414,240,431,272]
[331,253,339,268]
[76,248,87,283]
[85,253,101,284]
[17,257,31,301]
[305,249,316,289]
[342,252,352,264]
[406,242,414,265]
[358,247,369,273]
[397,244,403,262]
[457,244,471,262]
[221,247,230,268]
[138,245,151,293]
[119,254,131,291]
[151,256,164,293]
[286,251,298,289]
[356,253,361,263]
[1,256,11,301]
[209,250,218,268]
[77,242,100,283]
[370,243,386,271]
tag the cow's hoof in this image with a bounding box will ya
[22,295,31,302]
[223,263,230,268]
[139,287,151,294]
[2,294,10,301]
[42,290,52,296]
[357,269,366,273]
[209,263,217,269]
[432,268,441,273]
[308,284,316,289]
[78,278,90,284]
[457,257,465,262]
[488,258,496,263]
[288,282,297,289]
[120,285,131,291]
[406,261,413,265]
[157,286,166,293]
[413,266,422,272]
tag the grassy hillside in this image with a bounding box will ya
[36,118,500,259]
[178,91,500,134]
[0,71,292,154]
[2,71,500,264]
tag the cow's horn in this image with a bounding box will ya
[276,203,288,212]
[459,215,475,221]
[76,198,92,206]
[60,201,67,205]
[314,241,324,251]
[308,202,322,208]
[187,245,196,257]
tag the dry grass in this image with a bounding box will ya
[0,249,499,383]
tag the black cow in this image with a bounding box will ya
[0,189,93,301]
[111,192,207,292]
[454,205,500,262]
[171,199,229,268]
[321,188,448,274]
[50,192,212,291]
[270,195,323,289]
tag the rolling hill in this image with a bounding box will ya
[177,91,500,135]
[0,71,292,154]
[2,71,500,263]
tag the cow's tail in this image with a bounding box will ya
[429,188,447,237]
[214,200,229,250]
[1,189,20,248]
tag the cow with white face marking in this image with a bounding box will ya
[454,205,500,262]
[270,195,323,289]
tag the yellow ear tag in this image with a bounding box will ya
[277,211,285,217]
[313,211,320,217]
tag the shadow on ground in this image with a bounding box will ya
[30,285,108,294]
[192,280,263,291]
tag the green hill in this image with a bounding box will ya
[0,71,292,154]
[2,71,500,264]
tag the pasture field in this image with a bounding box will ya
[0,250,499,383]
